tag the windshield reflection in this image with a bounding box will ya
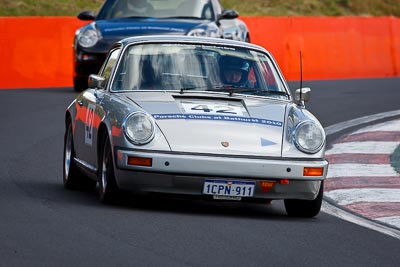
[111,43,288,99]
[99,0,214,20]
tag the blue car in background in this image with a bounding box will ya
[73,0,250,91]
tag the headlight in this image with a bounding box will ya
[293,121,325,154]
[78,29,100,48]
[187,28,208,37]
[123,112,155,145]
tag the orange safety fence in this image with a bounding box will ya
[0,16,399,89]
[242,16,400,81]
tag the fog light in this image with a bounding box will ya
[303,167,324,176]
[128,156,152,167]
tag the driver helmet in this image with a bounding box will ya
[126,0,150,13]
[220,56,250,86]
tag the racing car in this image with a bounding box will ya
[73,0,250,91]
[64,35,328,217]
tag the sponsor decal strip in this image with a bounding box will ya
[152,113,283,127]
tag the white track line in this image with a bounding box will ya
[327,163,399,178]
[323,110,400,237]
[376,216,400,226]
[326,141,399,155]
[353,120,400,133]
[325,188,400,205]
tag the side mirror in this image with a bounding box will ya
[88,74,106,89]
[295,87,311,104]
[217,9,239,24]
[77,11,95,21]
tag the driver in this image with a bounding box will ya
[118,0,154,16]
[220,56,251,88]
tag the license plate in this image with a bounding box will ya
[203,179,255,197]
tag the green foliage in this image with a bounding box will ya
[0,0,399,17]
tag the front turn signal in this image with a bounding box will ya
[303,167,324,176]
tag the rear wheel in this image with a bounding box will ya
[63,119,96,190]
[98,134,119,203]
[284,181,324,218]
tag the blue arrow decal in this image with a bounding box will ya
[260,138,277,147]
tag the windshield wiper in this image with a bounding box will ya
[162,16,202,20]
[255,89,289,97]
[124,16,154,19]
[179,85,210,94]
[207,87,289,97]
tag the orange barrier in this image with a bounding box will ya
[242,16,400,81]
[0,17,86,89]
[0,16,399,89]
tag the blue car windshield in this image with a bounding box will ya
[111,43,289,99]
[98,0,214,20]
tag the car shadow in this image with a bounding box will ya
[25,181,322,223]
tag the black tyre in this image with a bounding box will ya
[98,134,119,203]
[284,181,324,218]
[63,119,96,190]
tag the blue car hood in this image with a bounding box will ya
[95,18,204,39]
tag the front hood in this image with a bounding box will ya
[96,18,203,39]
[125,93,288,157]
[87,19,204,53]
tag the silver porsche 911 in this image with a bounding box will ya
[63,35,328,217]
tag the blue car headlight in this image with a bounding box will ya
[293,121,325,154]
[123,112,155,145]
[78,28,101,48]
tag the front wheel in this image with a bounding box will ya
[98,134,119,203]
[284,181,324,218]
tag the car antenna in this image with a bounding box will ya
[299,51,303,101]
[300,50,304,107]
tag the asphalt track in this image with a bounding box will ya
[1,78,399,266]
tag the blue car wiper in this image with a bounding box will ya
[125,16,154,19]
[162,16,202,20]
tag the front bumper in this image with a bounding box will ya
[115,149,328,200]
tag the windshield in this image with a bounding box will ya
[111,43,289,99]
[98,0,214,20]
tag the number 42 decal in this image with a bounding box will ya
[182,103,243,116]
[85,103,96,146]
